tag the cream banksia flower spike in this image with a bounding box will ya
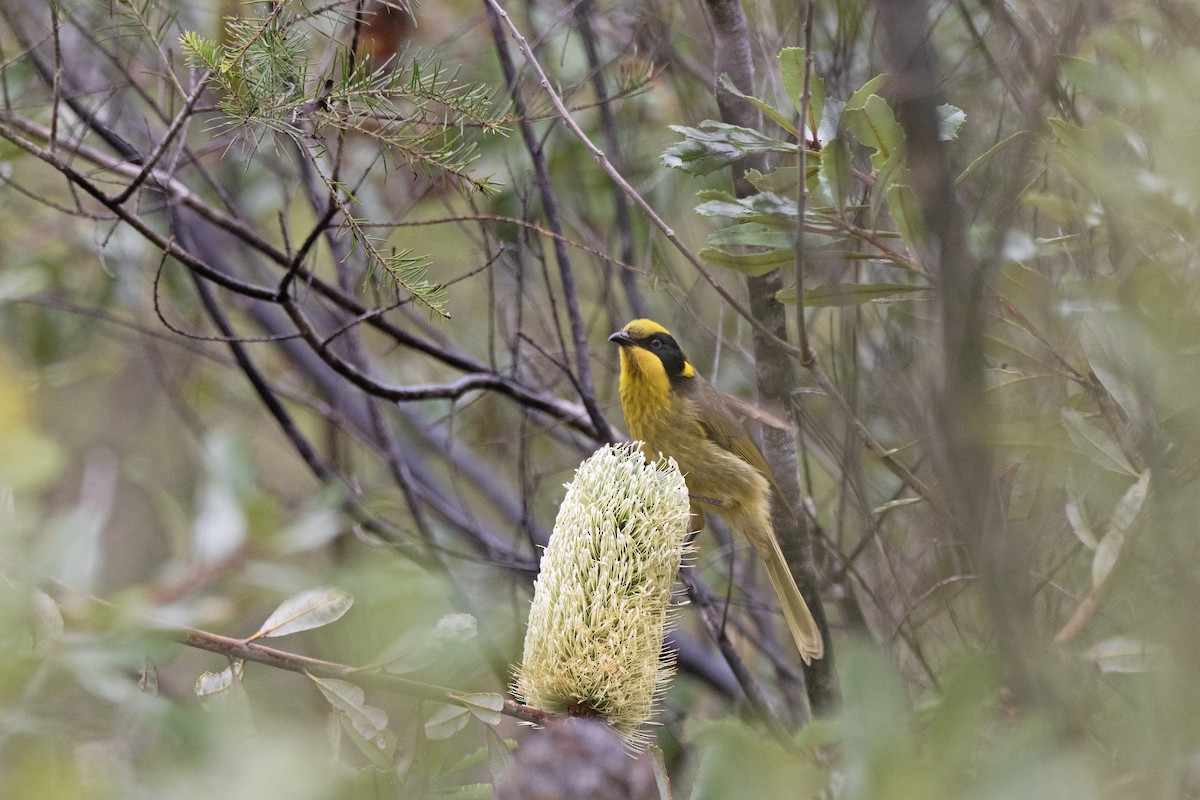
[514,442,692,749]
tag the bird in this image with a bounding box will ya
[609,318,824,664]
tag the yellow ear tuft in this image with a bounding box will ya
[680,361,694,378]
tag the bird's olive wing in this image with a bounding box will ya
[686,378,774,480]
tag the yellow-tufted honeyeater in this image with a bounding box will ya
[610,318,824,664]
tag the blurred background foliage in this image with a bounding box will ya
[1,0,1199,797]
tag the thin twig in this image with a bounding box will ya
[484,0,613,442]
[483,0,792,353]
[176,626,558,726]
[793,0,816,363]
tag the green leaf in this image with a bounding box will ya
[280,496,344,553]
[688,718,821,800]
[844,94,903,158]
[820,136,853,211]
[195,660,244,698]
[424,703,471,740]
[486,731,517,790]
[460,693,505,726]
[250,586,354,640]
[956,131,1029,186]
[779,48,806,111]
[336,713,395,770]
[776,282,930,307]
[846,74,887,112]
[745,165,818,196]
[1109,468,1150,536]
[0,426,65,491]
[0,268,49,303]
[366,613,479,674]
[1091,470,1149,590]
[1065,490,1098,550]
[693,191,797,226]
[707,222,795,250]
[31,590,63,651]
[1060,409,1138,476]
[699,246,794,277]
[885,179,924,252]
[1083,636,1157,674]
[716,74,800,138]
[937,103,966,141]
[194,661,249,716]
[192,480,246,565]
[662,121,796,176]
[778,47,825,137]
[1091,528,1124,592]
[311,676,389,746]
[872,497,923,516]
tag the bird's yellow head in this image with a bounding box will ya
[609,319,695,407]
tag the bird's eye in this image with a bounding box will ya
[650,338,662,349]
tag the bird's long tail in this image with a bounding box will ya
[739,503,824,664]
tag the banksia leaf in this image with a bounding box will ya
[513,443,691,750]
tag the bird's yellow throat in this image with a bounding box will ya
[618,346,672,407]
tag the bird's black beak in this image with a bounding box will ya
[608,331,634,347]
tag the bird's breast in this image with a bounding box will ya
[621,394,767,512]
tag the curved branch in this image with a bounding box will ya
[177,626,558,726]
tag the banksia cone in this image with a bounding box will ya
[514,442,691,749]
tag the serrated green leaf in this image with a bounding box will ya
[195,660,244,698]
[195,661,249,716]
[937,104,966,141]
[779,47,806,111]
[845,94,903,158]
[717,74,800,138]
[748,165,806,195]
[707,222,795,250]
[1061,409,1138,476]
[694,199,754,220]
[424,703,471,740]
[777,282,930,307]
[846,74,887,112]
[694,191,798,226]
[662,121,796,176]
[695,188,739,203]
[250,586,353,640]
[699,247,793,276]
[778,47,824,138]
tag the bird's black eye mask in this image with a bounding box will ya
[637,333,693,382]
